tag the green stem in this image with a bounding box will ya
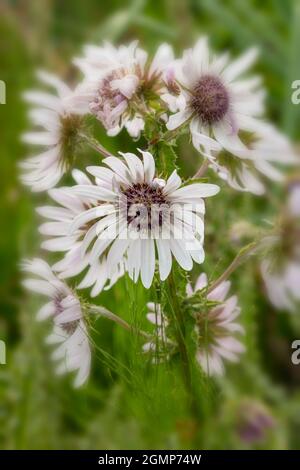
[207,242,258,295]
[89,305,150,339]
[167,271,199,416]
[80,133,113,158]
[163,129,178,143]
[163,119,189,143]
[192,159,210,179]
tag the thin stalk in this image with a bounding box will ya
[193,159,210,179]
[89,304,150,339]
[163,129,178,143]
[163,120,189,143]
[207,242,258,295]
[80,133,113,158]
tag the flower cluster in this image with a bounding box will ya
[21,37,298,387]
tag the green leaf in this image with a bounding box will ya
[151,141,179,179]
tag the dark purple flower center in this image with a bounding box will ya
[121,182,168,230]
[191,75,229,125]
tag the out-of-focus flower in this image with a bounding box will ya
[143,302,172,362]
[187,273,245,375]
[236,399,275,444]
[261,259,300,312]
[72,41,174,138]
[229,220,259,246]
[68,150,219,288]
[37,169,125,297]
[163,37,297,194]
[22,258,91,387]
[209,124,298,195]
[20,71,85,192]
[261,182,300,312]
[288,179,300,217]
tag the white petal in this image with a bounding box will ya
[37,70,71,98]
[106,236,130,276]
[140,238,155,288]
[195,273,208,291]
[140,149,155,183]
[222,48,258,83]
[36,300,56,321]
[149,43,174,76]
[41,236,78,252]
[170,238,193,271]
[120,152,144,183]
[22,131,58,146]
[69,205,115,233]
[169,183,219,200]
[166,108,192,130]
[156,239,172,281]
[23,91,63,112]
[48,188,84,213]
[163,170,182,195]
[23,279,57,297]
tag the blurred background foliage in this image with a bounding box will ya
[0,0,300,449]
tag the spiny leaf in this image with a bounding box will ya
[152,141,179,179]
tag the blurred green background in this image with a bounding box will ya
[1,0,300,450]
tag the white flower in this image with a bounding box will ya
[164,37,263,154]
[68,150,219,288]
[261,183,300,312]
[20,71,84,192]
[187,273,245,376]
[22,258,91,387]
[37,169,125,297]
[164,37,298,194]
[261,259,300,312]
[72,41,174,138]
[143,302,171,361]
[209,123,298,195]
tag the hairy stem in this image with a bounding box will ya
[90,305,150,339]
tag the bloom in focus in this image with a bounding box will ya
[261,181,300,312]
[164,37,263,155]
[187,273,245,375]
[72,41,173,138]
[37,169,125,297]
[69,150,219,288]
[22,258,91,387]
[20,71,84,191]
